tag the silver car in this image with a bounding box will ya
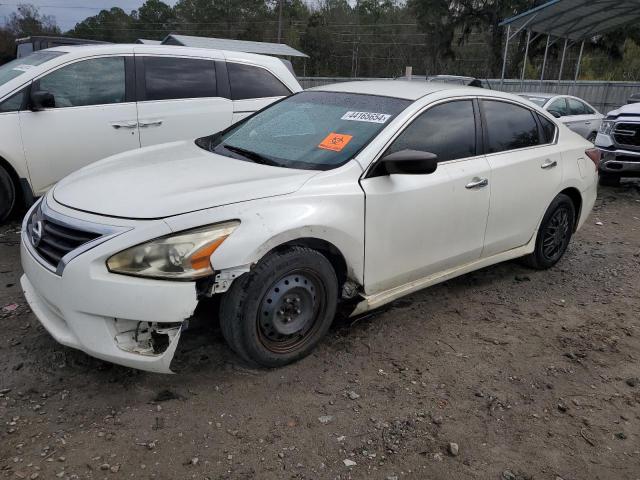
[519,94,603,142]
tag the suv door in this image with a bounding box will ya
[19,55,139,195]
[227,62,292,122]
[480,99,562,256]
[136,55,233,146]
[361,99,491,294]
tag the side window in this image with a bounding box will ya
[568,98,592,115]
[0,90,25,113]
[547,98,569,117]
[386,100,476,162]
[537,113,557,143]
[37,57,126,108]
[227,62,291,100]
[482,100,541,153]
[143,57,216,101]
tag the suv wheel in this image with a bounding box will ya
[0,166,16,223]
[220,246,338,367]
[523,193,575,270]
[598,173,621,187]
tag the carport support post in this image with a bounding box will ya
[500,24,511,87]
[558,38,568,83]
[540,34,550,86]
[573,40,585,94]
[520,29,531,89]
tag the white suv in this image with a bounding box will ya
[0,44,302,221]
[21,81,598,373]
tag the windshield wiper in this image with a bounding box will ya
[223,144,280,166]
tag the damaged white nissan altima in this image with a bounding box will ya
[21,81,598,373]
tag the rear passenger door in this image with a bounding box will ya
[227,62,292,122]
[480,99,562,257]
[136,55,233,147]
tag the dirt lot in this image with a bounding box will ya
[1,182,639,480]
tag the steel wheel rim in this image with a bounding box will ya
[542,207,570,261]
[257,269,326,354]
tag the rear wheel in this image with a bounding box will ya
[0,166,16,223]
[522,193,575,270]
[598,173,621,187]
[587,131,597,143]
[220,246,338,367]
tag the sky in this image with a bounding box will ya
[0,1,179,31]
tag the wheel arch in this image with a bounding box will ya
[261,237,350,289]
[558,186,582,231]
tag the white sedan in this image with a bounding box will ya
[21,81,598,373]
[519,93,603,142]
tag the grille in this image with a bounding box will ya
[613,122,640,148]
[28,213,101,270]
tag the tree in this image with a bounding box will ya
[6,3,60,37]
[68,7,137,43]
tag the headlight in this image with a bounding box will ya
[107,221,239,280]
[599,120,615,135]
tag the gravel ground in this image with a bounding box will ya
[1,182,639,480]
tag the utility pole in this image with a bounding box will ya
[277,0,283,43]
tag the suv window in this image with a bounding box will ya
[567,98,593,115]
[537,114,557,143]
[547,98,569,117]
[227,62,291,100]
[386,100,476,161]
[37,57,125,108]
[0,90,25,113]
[143,57,216,101]
[482,100,540,153]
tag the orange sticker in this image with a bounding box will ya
[318,132,353,152]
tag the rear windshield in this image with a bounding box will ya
[520,95,547,107]
[200,91,411,170]
[0,51,66,87]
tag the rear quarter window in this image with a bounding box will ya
[227,62,291,100]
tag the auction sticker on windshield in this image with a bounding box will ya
[318,132,353,152]
[341,111,392,123]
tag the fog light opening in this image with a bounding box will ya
[114,321,182,356]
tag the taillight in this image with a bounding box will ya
[585,148,601,170]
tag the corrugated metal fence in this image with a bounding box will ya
[297,77,640,114]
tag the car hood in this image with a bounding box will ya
[607,102,640,118]
[53,141,318,219]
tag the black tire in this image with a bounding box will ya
[522,193,575,270]
[598,173,621,187]
[587,132,597,143]
[219,246,338,367]
[0,165,16,223]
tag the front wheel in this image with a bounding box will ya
[522,193,575,270]
[0,166,16,223]
[587,132,597,143]
[219,246,338,367]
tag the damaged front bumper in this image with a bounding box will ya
[21,237,199,374]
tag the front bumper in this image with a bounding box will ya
[20,207,200,374]
[598,148,640,175]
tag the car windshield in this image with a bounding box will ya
[520,95,547,107]
[0,51,66,87]
[200,91,411,170]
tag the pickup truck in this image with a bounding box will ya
[595,102,640,186]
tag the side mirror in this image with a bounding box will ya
[548,110,562,118]
[30,90,55,111]
[378,149,438,175]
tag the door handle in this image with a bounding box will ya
[110,121,137,129]
[465,177,489,189]
[585,121,591,125]
[138,119,163,128]
[541,159,558,169]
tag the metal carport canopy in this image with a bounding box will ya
[498,0,640,85]
[500,0,640,41]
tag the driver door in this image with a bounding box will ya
[19,55,140,195]
[361,99,491,295]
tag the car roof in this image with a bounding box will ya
[518,92,556,100]
[310,80,463,100]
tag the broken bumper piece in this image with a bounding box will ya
[20,239,199,374]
